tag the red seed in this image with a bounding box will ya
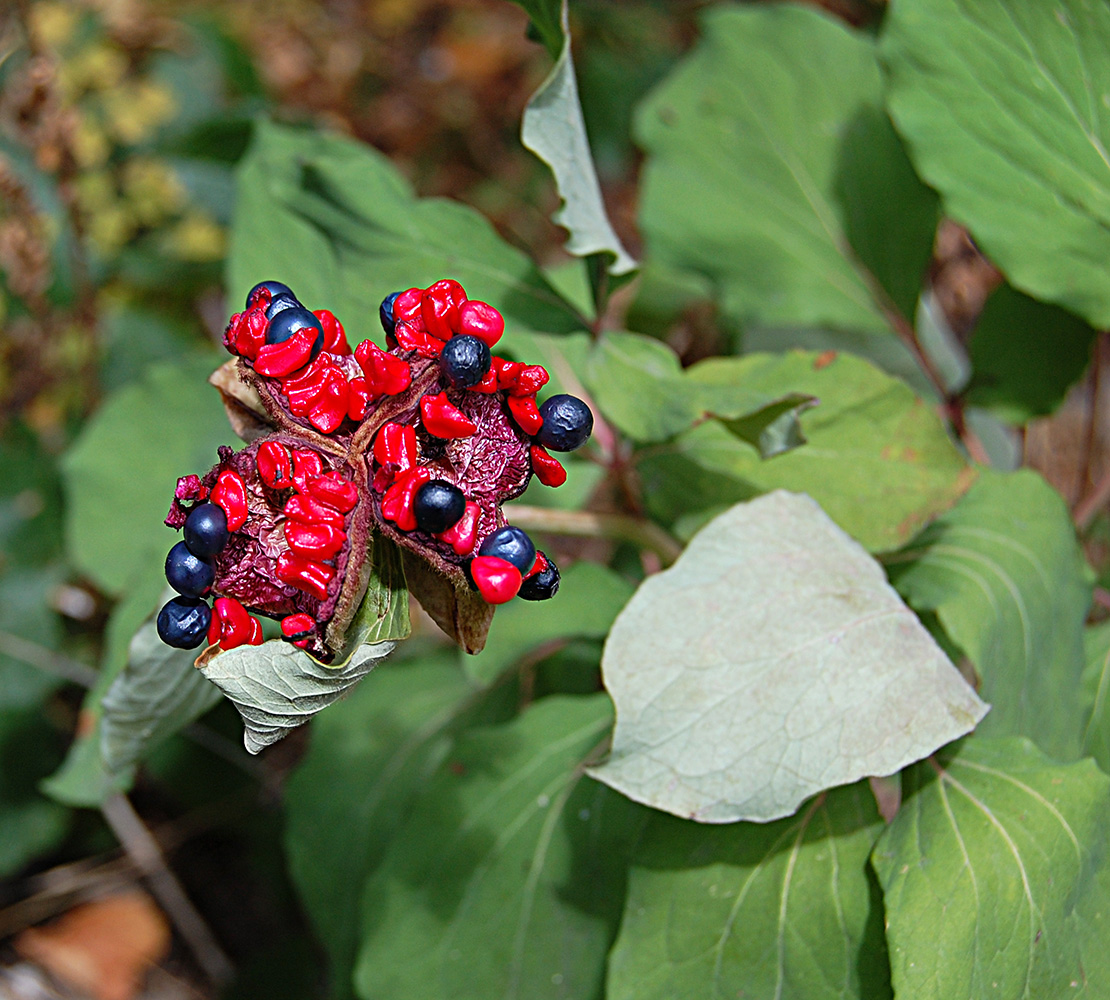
[283,358,331,416]
[373,422,417,472]
[213,596,253,649]
[291,449,324,493]
[284,493,345,528]
[420,392,477,439]
[348,377,370,420]
[211,469,248,531]
[494,358,525,390]
[381,467,432,532]
[355,340,411,395]
[232,307,269,359]
[392,288,425,327]
[437,500,480,555]
[524,550,550,580]
[247,616,264,645]
[305,472,358,512]
[470,364,499,394]
[394,320,445,357]
[276,551,335,601]
[507,395,544,436]
[458,300,504,347]
[281,612,315,648]
[254,327,315,377]
[470,555,522,604]
[257,441,294,489]
[421,279,467,341]
[305,367,349,434]
[314,309,351,354]
[284,520,347,559]
[508,365,550,397]
[530,445,567,487]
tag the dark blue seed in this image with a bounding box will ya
[265,292,302,320]
[414,480,466,534]
[266,307,325,359]
[477,526,535,573]
[537,394,593,452]
[518,560,560,601]
[183,503,229,559]
[246,280,294,309]
[157,596,211,649]
[379,291,403,336]
[166,541,215,598]
[440,335,492,389]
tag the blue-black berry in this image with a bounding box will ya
[267,306,325,359]
[414,480,466,534]
[379,291,403,335]
[440,335,491,389]
[246,280,294,309]
[537,394,593,452]
[519,559,559,601]
[166,541,215,598]
[183,503,229,559]
[157,596,212,649]
[477,525,535,573]
[265,292,302,320]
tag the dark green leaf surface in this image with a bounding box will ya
[882,0,1110,328]
[608,783,889,1000]
[1080,620,1110,773]
[353,694,641,1000]
[61,355,234,596]
[637,5,937,334]
[229,122,584,350]
[330,533,411,665]
[285,655,479,1000]
[100,617,223,773]
[463,562,634,686]
[637,350,973,552]
[873,737,1110,999]
[890,469,1092,759]
[965,284,1096,422]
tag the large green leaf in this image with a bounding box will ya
[100,616,223,773]
[62,355,234,596]
[636,4,938,334]
[882,0,1110,328]
[608,783,889,1000]
[590,492,986,823]
[637,350,973,553]
[965,284,1096,422]
[353,694,642,1000]
[285,654,480,1000]
[1080,620,1110,773]
[873,737,1110,999]
[520,0,636,275]
[890,469,1092,759]
[463,562,634,686]
[229,122,585,349]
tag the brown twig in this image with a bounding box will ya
[506,504,683,565]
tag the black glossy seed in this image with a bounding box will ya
[266,306,325,359]
[265,292,302,319]
[537,394,593,452]
[518,559,560,601]
[183,503,229,559]
[379,291,403,335]
[440,335,492,389]
[166,541,215,598]
[414,480,466,534]
[477,525,535,573]
[246,280,293,309]
[157,596,211,648]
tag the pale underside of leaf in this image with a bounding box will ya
[590,491,987,823]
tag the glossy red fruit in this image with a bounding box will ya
[458,300,504,347]
[290,449,324,493]
[421,279,467,340]
[347,377,370,420]
[314,309,351,354]
[257,441,295,490]
[304,367,349,434]
[355,340,412,396]
[507,395,543,436]
[254,328,315,377]
[508,365,550,397]
[211,469,248,531]
[420,392,477,439]
[247,616,264,645]
[530,445,567,487]
[305,472,358,512]
[437,500,480,555]
[210,596,254,649]
[524,550,549,580]
[276,551,335,601]
[281,612,315,648]
[284,520,347,560]
[470,555,522,604]
[284,493,345,528]
[381,467,432,532]
[394,320,445,357]
[392,288,424,327]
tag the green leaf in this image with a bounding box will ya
[1080,621,1110,772]
[520,0,636,276]
[638,350,973,552]
[353,694,642,1000]
[509,0,563,59]
[590,492,986,823]
[965,284,1097,422]
[584,332,815,449]
[199,638,396,754]
[890,469,1092,759]
[285,655,479,1000]
[100,617,223,773]
[62,355,235,596]
[607,783,889,1000]
[636,5,937,334]
[331,533,411,665]
[229,122,585,348]
[882,0,1110,328]
[872,737,1110,999]
[463,562,634,686]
